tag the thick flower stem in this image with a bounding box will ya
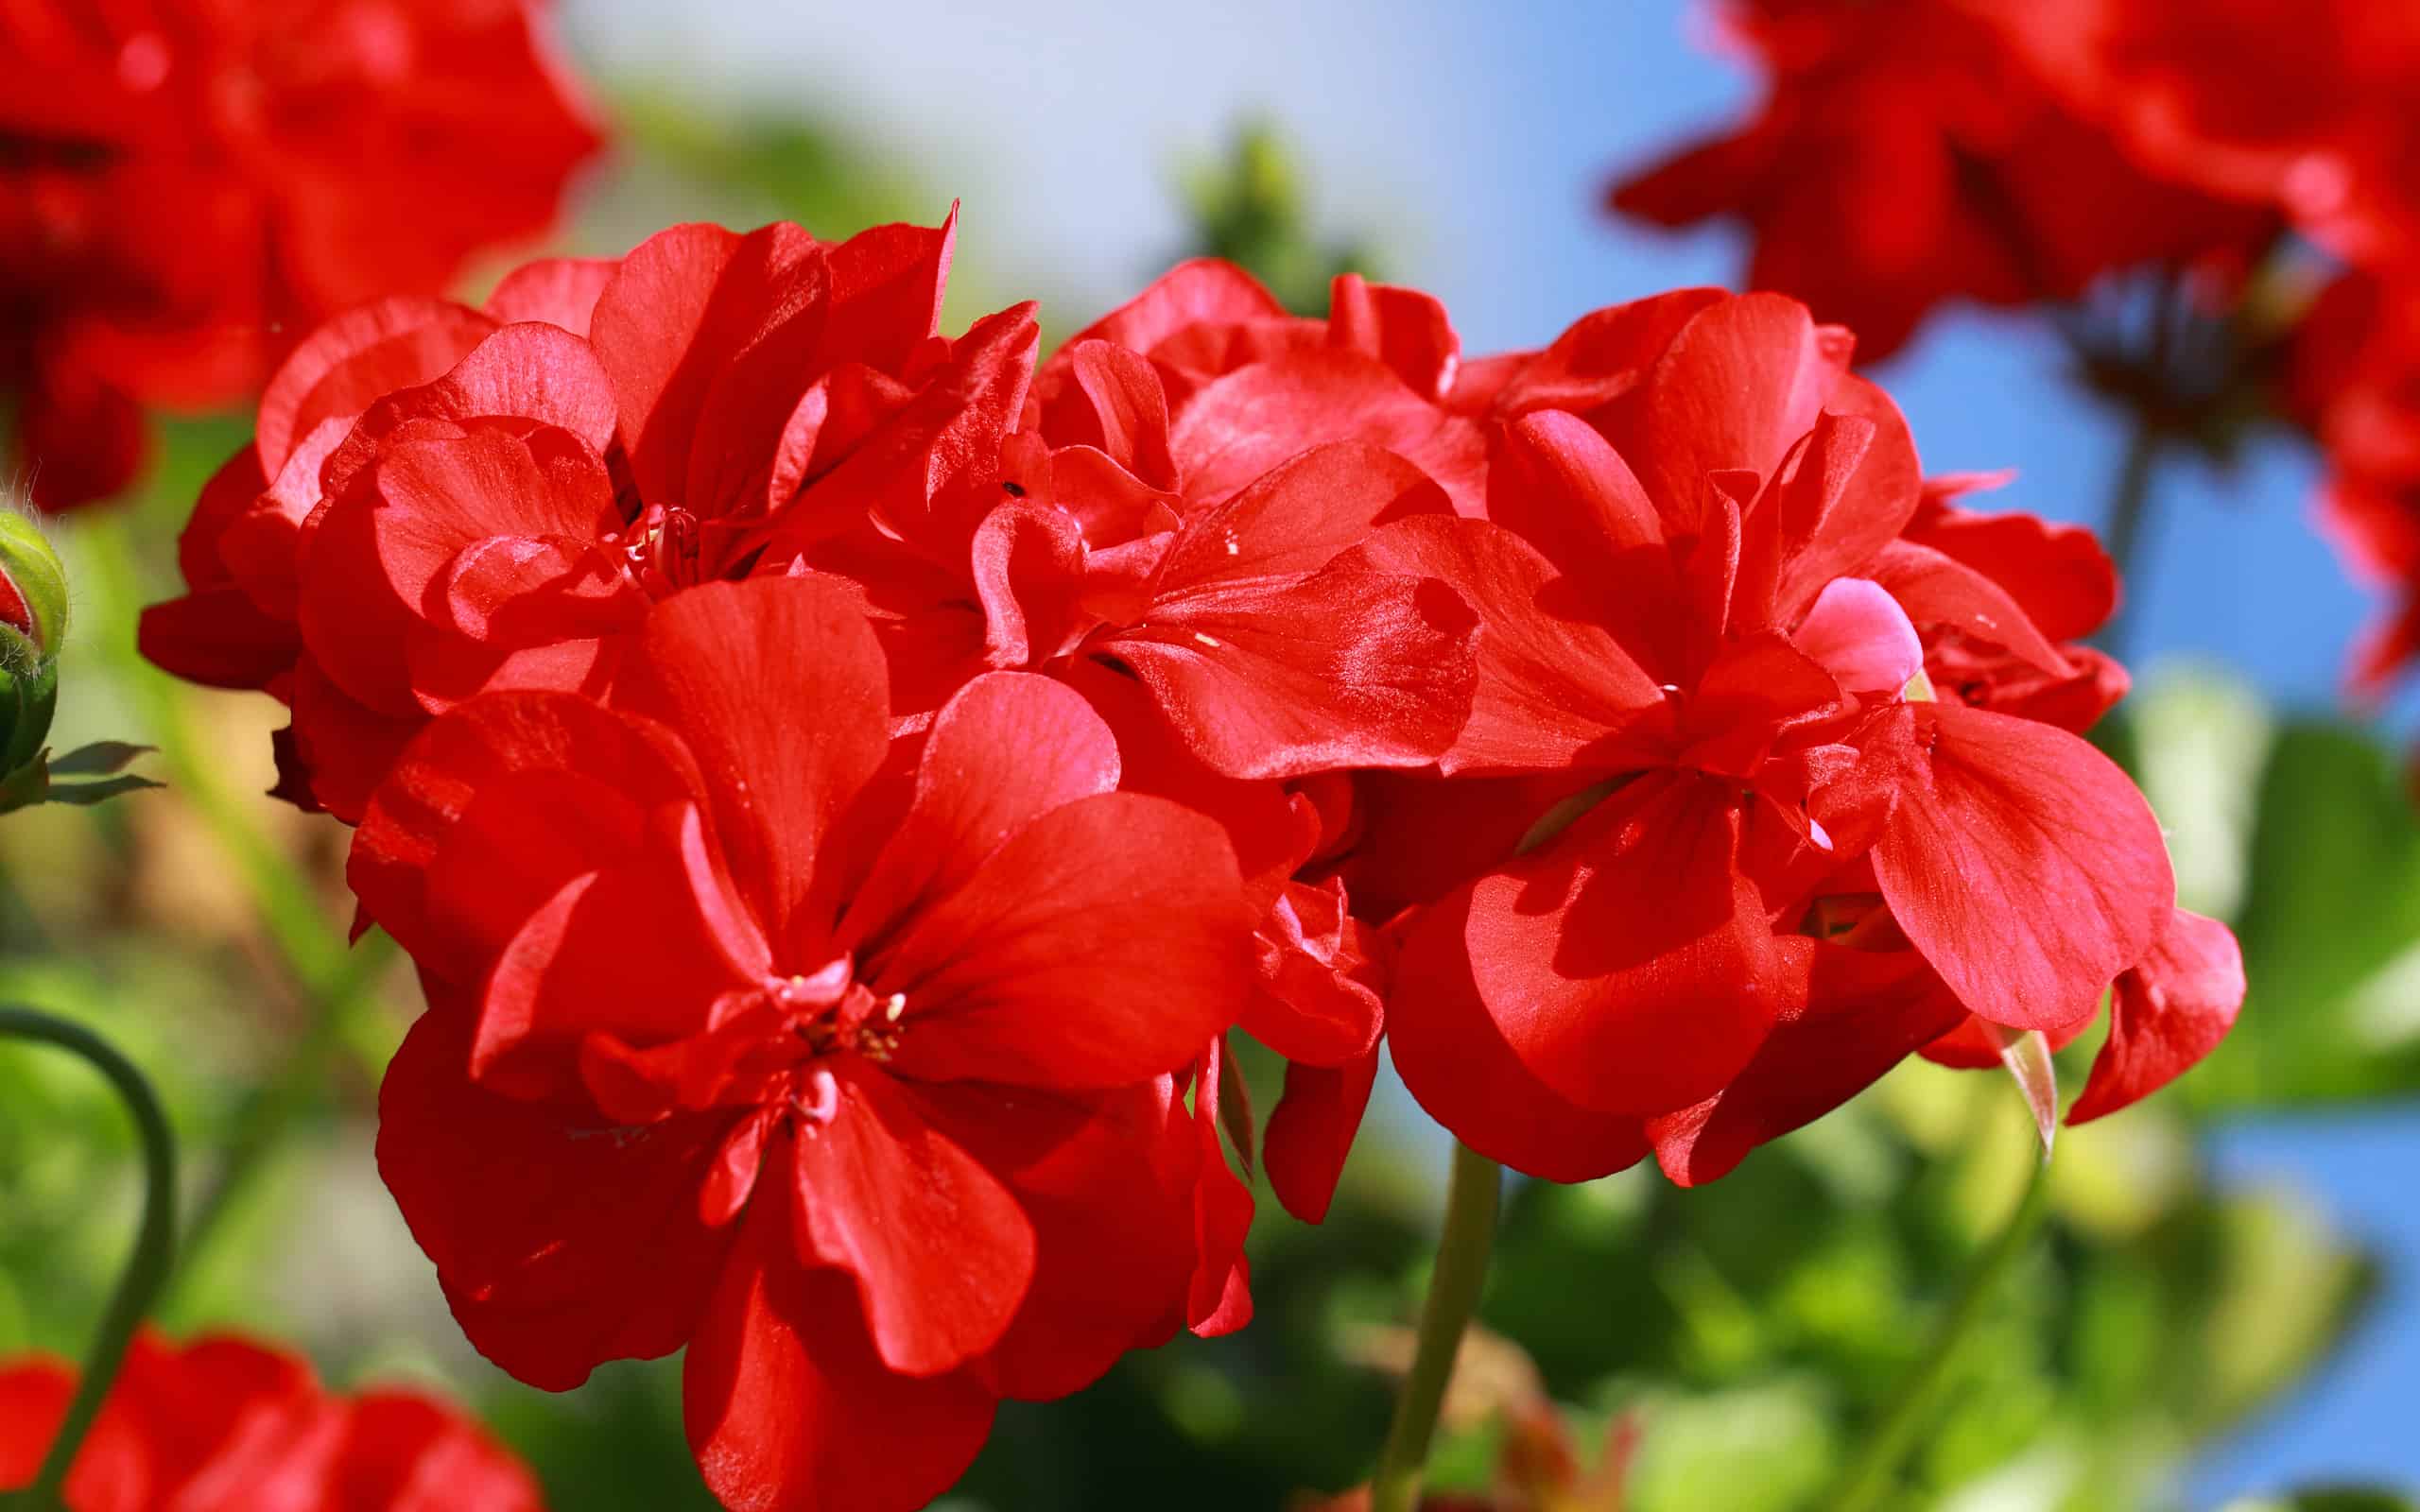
[1368,1142,1503,1512]
[2092,412,2166,659]
[1819,1143,2054,1512]
[0,1007,179,1511]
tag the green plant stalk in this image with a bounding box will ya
[1369,1142,1504,1512]
[0,1007,178,1511]
[2093,409,2166,660]
[1818,1138,2055,1512]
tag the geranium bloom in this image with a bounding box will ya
[141,215,1015,819]
[355,575,1255,1512]
[0,1330,543,1510]
[1607,0,2265,360]
[2025,0,2420,268]
[0,0,601,509]
[1032,262,1491,510]
[1374,290,2227,1183]
[795,266,1487,1226]
[2285,266,2420,691]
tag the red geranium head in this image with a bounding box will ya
[1607,0,2268,360]
[1,0,603,510]
[1374,288,2220,1184]
[0,1330,543,1511]
[141,215,1029,819]
[356,573,1257,1511]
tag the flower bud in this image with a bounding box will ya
[0,509,68,775]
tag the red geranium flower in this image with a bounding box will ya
[354,574,1255,1512]
[142,215,1018,819]
[1607,0,2266,360]
[2283,266,2420,693]
[0,1330,543,1510]
[1374,290,2216,1183]
[1,0,602,509]
[2029,0,2420,268]
[1033,261,1493,510]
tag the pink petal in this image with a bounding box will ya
[1792,576,1924,696]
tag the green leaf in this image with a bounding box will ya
[2193,719,2420,1108]
[2222,1489,2420,1512]
[44,741,153,778]
[37,774,164,806]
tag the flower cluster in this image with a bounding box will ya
[1605,0,2270,362]
[142,214,2238,1510]
[1609,0,2420,699]
[1,0,600,510]
[0,1331,544,1509]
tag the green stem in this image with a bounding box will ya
[1818,1139,2054,1512]
[1369,1142,1503,1512]
[2093,408,2166,661]
[0,1007,178,1511]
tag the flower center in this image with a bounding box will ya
[756,957,906,1129]
[606,503,706,598]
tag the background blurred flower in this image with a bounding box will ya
[0,1329,544,1510]
[0,0,603,510]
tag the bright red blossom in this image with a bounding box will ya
[1,0,601,510]
[1374,289,2203,1184]
[136,221,2239,1510]
[1607,0,2267,360]
[0,1331,542,1511]
[141,215,1008,819]
[356,575,1254,1512]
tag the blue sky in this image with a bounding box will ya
[575,0,2415,1497]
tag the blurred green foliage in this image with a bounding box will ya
[1176,120,1381,317]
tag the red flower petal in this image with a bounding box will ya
[1389,888,1651,1183]
[254,297,497,480]
[1344,515,1667,777]
[483,259,620,337]
[934,1083,1196,1400]
[351,690,700,982]
[376,1011,740,1392]
[684,1160,995,1512]
[1463,770,1786,1116]
[873,792,1253,1089]
[1169,349,1488,513]
[1647,942,1967,1185]
[790,1068,1036,1376]
[840,672,1120,956]
[614,577,892,952]
[2067,908,2244,1125]
[1186,1038,1255,1336]
[1874,703,2174,1032]
[1264,1045,1382,1224]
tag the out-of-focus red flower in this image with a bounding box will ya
[0,1329,543,1511]
[2283,266,2420,692]
[0,0,602,510]
[141,215,1006,819]
[2027,0,2420,270]
[355,574,1255,1512]
[1608,0,2266,361]
[1373,288,2210,1184]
